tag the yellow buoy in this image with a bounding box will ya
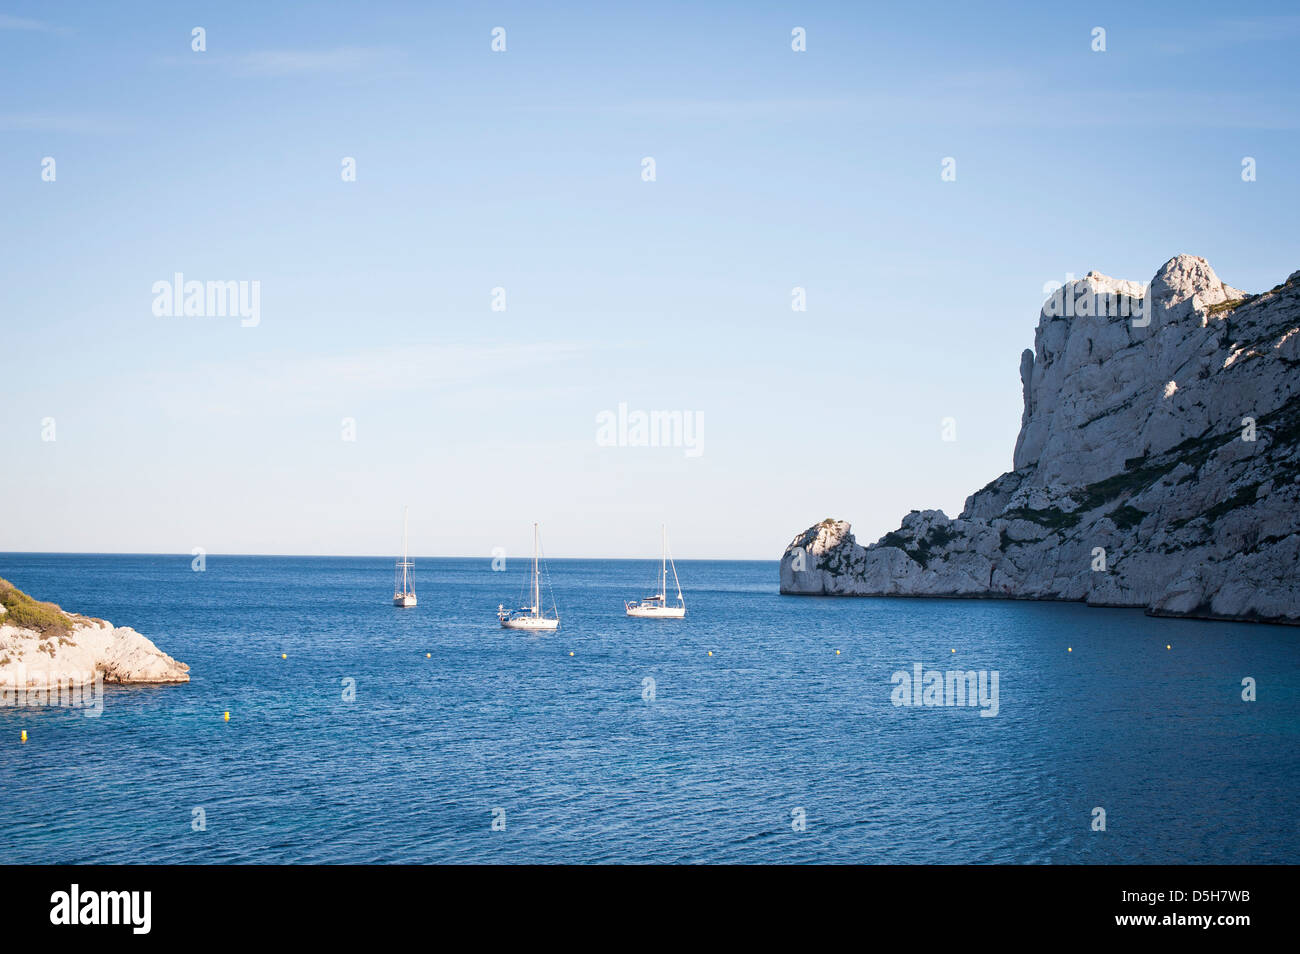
[568,651,574,656]
[951,648,956,653]
[1166,644,1172,650]
[20,730,27,743]
[281,653,287,659]
[426,653,431,659]
[223,711,230,722]
[707,651,713,656]
[835,649,841,655]
[1068,647,1073,652]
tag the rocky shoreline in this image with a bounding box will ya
[781,256,1300,626]
[0,579,189,691]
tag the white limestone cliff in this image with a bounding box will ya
[0,582,189,689]
[781,256,1300,625]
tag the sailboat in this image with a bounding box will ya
[393,506,417,607]
[498,522,560,630]
[625,524,685,618]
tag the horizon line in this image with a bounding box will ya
[0,550,780,562]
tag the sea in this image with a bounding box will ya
[0,554,1296,864]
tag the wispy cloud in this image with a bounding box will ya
[0,14,52,31]
[592,97,855,121]
[0,114,124,133]
[231,46,396,77]
[160,45,402,79]
[1151,15,1300,55]
[600,64,1299,132]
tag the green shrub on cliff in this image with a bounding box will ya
[1206,296,1250,317]
[0,577,71,637]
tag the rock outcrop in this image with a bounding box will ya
[781,256,1300,625]
[0,579,189,688]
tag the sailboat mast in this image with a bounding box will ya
[533,522,540,616]
[661,523,667,599]
[401,506,410,591]
[667,526,683,601]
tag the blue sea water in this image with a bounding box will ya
[0,553,1296,864]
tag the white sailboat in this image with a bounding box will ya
[498,522,560,631]
[393,506,417,607]
[626,524,685,618]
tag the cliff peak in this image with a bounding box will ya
[781,258,1300,625]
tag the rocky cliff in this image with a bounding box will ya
[0,578,189,688]
[781,256,1300,625]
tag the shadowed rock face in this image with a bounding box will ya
[781,256,1300,625]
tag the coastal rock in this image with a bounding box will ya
[0,580,189,689]
[781,256,1300,625]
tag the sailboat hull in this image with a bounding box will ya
[501,616,559,631]
[626,604,685,618]
[393,508,416,607]
[625,527,685,619]
[498,523,558,631]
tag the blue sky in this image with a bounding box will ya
[1,1,1297,559]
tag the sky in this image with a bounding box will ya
[1,0,1298,560]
